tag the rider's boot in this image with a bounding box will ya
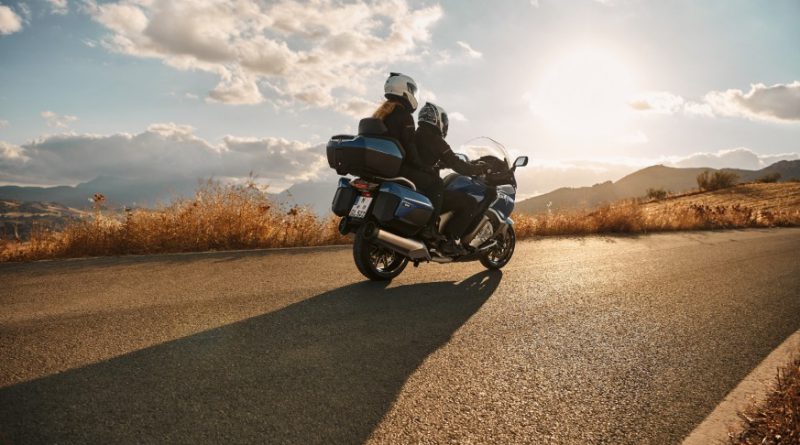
[440,238,466,256]
[420,219,446,245]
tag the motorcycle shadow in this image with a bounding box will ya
[0,270,502,445]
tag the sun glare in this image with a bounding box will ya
[530,46,638,143]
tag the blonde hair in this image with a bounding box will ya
[372,100,399,120]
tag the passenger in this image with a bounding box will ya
[414,102,489,254]
[371,73,442,241]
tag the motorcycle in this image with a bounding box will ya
[326,118,528,281]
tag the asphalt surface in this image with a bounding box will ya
[1,229,799,444]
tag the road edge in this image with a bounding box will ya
[681,328,800,445]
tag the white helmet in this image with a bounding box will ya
[418,102,449,137]
[384,72,418,111]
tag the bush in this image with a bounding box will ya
[646,188,668,200]
[697,170,739,191]
[756,172,781,183]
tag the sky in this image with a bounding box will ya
[0,0,798,196]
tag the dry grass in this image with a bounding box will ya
[729,356,800,445]
[0,180,347,262]
[515,182,800,238]
[2,182,798,262]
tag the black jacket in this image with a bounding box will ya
[414,122,484,176]
[382,100,429,172]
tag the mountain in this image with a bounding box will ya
[0,176,198,210]
[516,160,800,214]
[273,181,335,216]
[0,175,338,216]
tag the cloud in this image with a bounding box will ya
[0,119,8,129]
[667,147,799,170]
[0,124,329,188]
[0,141,27,162]
[0,5,23,35]
[632,81,799,122]
[456,41,482,59]
[17,2,31,22]
[47,0,69,15]
[705,81,800,122]
[630,91,712,116]
[41,111,78,128]
[82,0,443,112]
[449,112,467,122]
[341,97,379,119]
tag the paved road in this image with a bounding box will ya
[1,229,799,444]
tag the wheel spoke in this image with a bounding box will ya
[370,244,398,272]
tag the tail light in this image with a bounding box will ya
[350,178,378,194]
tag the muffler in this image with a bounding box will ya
[374,229,430,261]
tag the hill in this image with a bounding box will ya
[517,160,800,214]
[0,176,335,216]
[0,200,89,240]
[641,182,800,214]
[0,176,199,209]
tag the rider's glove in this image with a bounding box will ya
[472,161,490,175]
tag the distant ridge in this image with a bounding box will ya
[0,176,334,215]
[0,176,198,209]
[516,160,800,214]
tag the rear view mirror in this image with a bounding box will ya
[455,153,469,163]
[514,156,529,167]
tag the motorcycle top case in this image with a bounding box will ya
[326,135,405,178]
[372,182,433,236]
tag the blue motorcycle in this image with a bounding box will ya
[327,119,528,281]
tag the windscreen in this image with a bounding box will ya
[457,137,512,169]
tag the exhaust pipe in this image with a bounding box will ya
[375,229,430,261]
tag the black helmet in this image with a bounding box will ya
[418,102,449,137]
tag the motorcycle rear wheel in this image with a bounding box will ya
[353,226,408,281]
[480,225,516,270]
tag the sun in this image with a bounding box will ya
[530,45,638,143]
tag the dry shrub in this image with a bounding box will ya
[729,357,800,445]
[646,187,669,200]
[756,172,782,183]
[1,180,347,262]
[697,170,740,191]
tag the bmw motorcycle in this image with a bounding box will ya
[327,118,528,281]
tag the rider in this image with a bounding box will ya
[371,73,442,241]
[414,102,489,254]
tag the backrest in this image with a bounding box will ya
[358,118,388,136]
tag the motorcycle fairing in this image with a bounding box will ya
[490,184,516,221]
[444,175,489,203]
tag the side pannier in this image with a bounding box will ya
[331,177,358,217]
[372,182,433,236]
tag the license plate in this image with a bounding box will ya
[349,196,373,218]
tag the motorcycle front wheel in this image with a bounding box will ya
[480,225,516,270]
[353,226,408,281]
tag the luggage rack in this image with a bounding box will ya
[373,176,417,191]
[349,175,417,191]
